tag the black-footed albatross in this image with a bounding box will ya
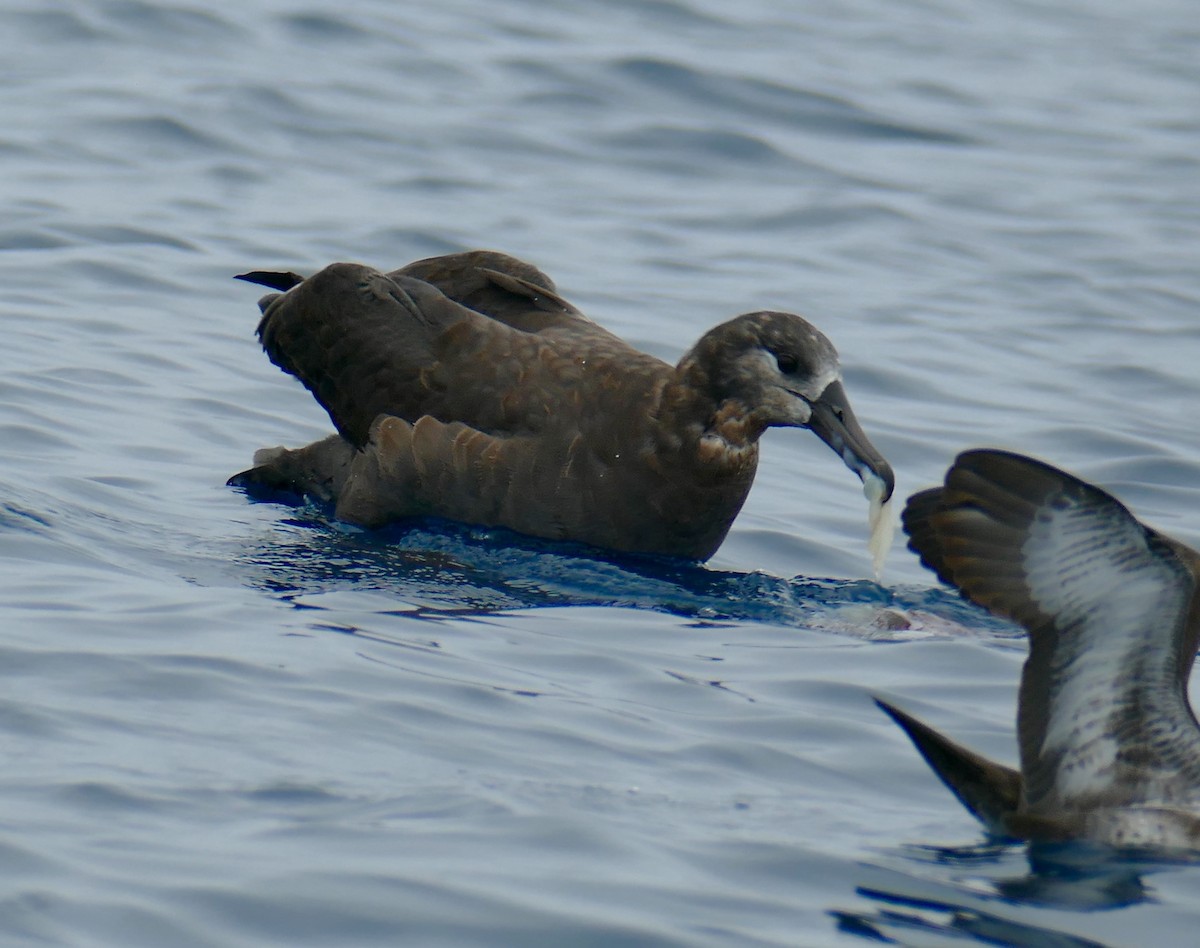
[228,251,895,562]
[880,449,1200,850]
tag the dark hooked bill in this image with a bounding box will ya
[806,380,895,501]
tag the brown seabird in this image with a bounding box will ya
[881,449,1200,849]
[228,251,894,561]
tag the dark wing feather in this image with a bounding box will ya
[254,263,461,446]
[249,260,661,450]
[235,270,306,292]
[392,250,592,333]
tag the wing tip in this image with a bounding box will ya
[900,448,1092,618]
[876,696,1023,835]
[235,270,306,292]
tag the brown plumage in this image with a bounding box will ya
[228,251,894,561]
[883,449,1200,849]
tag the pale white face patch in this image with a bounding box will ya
[750,347,841,404]
[802,365,842,404]
[777,367,842,427]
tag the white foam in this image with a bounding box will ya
[864,473,894,581]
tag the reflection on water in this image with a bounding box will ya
[227,497,1013,634]
[836,839,1200,945]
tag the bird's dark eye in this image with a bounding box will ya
[775,353,799,375]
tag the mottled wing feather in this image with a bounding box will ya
[904,450,1200,812]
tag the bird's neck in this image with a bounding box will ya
[656,362,767,464]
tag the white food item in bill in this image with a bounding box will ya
[864,473,894,581]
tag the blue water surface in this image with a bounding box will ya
[3,0,1200,944]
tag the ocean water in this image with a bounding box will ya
[3,0,1200,944]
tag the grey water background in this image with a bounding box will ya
[3,0,1200,944]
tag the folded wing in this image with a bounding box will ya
[250,257,637,448]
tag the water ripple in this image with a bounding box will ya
[611,56,974,144]
[3,0,1200,944]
